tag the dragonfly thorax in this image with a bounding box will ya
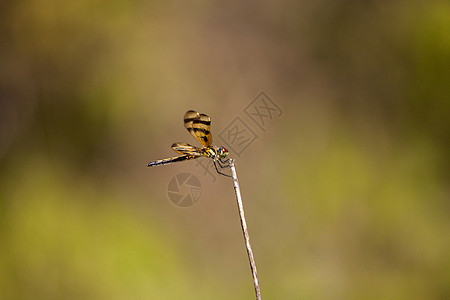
[204,147,217,158]
[204,146,228,160]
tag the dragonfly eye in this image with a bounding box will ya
[218,147,229,159]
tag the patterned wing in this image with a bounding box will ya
[184,110,200,141]
[192,113,212,147]
[171,142,203,156]
[183,110,212,147]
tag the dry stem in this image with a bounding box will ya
[228,159,261,300]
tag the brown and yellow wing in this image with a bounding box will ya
[171,142,203,156]
[184,110,200,140]
[183,110,212,147]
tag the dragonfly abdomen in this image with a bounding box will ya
[147,155,198,167]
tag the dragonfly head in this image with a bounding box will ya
[217,146,229,160]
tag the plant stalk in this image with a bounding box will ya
[229,159,261,300]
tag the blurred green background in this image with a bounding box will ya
[1,1,449,299]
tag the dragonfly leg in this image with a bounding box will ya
[217,158,230,168]
[213,160,231,177]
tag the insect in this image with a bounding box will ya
[147,110,231,177]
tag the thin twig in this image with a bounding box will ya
[229,159,261,300]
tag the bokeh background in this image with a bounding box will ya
[1,1,449,299]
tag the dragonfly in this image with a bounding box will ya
[147,110,231,177]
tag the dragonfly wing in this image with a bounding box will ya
[171,142,203,156]
[184,110,200,141]
[184,110,212,147]
[192,113,212,147]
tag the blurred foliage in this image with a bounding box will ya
[1,0,449,299]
